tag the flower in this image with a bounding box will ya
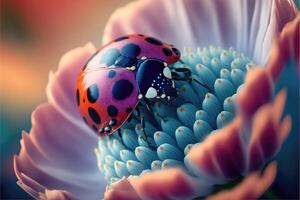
[14,0,299,199]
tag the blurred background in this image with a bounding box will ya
[0,0,131,198]
[0,0,299,199]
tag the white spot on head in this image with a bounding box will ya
[163,62,167,67]
[163,67,172,79]
[161,94,166,98]
[145,87,158,98]
[141,56,147,60]
[138,94,143,99]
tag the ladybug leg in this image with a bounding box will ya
[155,112,167,122]
[171,68,211,91]
[134,107,147,139]
[143,98,153,113]
[179,59,185,64]
[117,129,122,139]
[134,106,156,150]
[116,129,126,147]
[138,94,154,113]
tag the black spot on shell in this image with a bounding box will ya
[121,43,141,58]
[99,127,104,134]
[127,113,133,122]
[109,118,117,126]
[92,124,98,132]
[88,107,101,124]
[145,37,163,45]
[107,105,119,117]
[115,55,137,68]
[112,79,134,100]
[137,34,144,36]
[162,48,173,56]
[108,70,116,78]
[126,107,133,113]
[76,89,80,106]
[114,36,129,42]
[87,84,99,103]
[105,126,111,133]
[172,48,180,56]
[100,48,121,66]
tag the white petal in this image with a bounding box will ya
[103,0,297,65]
[145,87,158,98]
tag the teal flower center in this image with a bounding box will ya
[96,46,255,184]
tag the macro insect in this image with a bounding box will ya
[76,34,208,138]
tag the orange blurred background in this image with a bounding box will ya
[0,1,131,198]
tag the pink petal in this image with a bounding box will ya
[207,162,277,200]
[248,90,292,171]
[104,169,212,200]
[267,14,300,81]
[42,190,78,200]
[14,44,106,199]
[186,118,245,182]
[104,178,141,200]
[103,0,297,65]
[237,68,273,119]
[130,169,212,199]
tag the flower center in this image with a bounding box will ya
[96,46,255,184]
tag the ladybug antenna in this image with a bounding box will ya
[179,59,185,64]
[117,129,122,139]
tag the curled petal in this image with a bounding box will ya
[14,157,78,200]
[186,118,245,182]
[103,0,297,65]
[267,14,300,81]
[237,68,273,119]
[207,162,277,200]
[14,44,105,199]
[248,90,291,171]
[131,169,213,199]
[104,178,141,200]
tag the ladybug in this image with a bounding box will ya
[77,34,184,136]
